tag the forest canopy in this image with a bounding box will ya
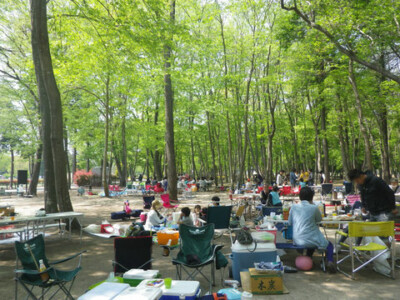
[1,0,400,197]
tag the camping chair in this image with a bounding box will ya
[204,206,233,243]
[321,183,333,201]
[143,195,155,209]
[113,236,153,274]
[160,194,179,212]
[335,221,395,279]
[14,234,85,300]
[172,224,224,294]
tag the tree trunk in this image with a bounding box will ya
[28,144,42,196]
[120,107,127,186]
[10,148,14,189]
[348,59,373,170]
[321,105,330,182]
[102,77,110,197]
[72,147,77,175]
[153,102,163,181]
[30,0,58,213]
[206,111,218,187]
[164,0,178,200]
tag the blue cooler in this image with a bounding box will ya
[230,241,277,282]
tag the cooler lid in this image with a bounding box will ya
[231,241,276,252]
[113,287,162,300]
[77,282,129,300]
[123,269,159,279]
[161,281,200,298]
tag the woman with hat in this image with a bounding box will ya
[144,200,166,230]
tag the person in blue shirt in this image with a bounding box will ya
[290,168,297,187]
[268,186,282,207]
[299,178,307,188]
[288,187,336,273]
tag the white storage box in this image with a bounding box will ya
[78,282,129,300]
[113,287,162,300]
[123,269,159,279]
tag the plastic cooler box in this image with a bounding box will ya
[137,280,200,300]
[78,282,129,300]
[123,269,159,287]
[157,230,180,246]
[113,287,162,300]
[230,241,277,282]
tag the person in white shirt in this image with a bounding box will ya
[245,179,253,190]
[276,170,284,186]
[144,200,166,230]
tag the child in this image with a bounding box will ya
[288,187,335,273]
[268,186,282,207]
[211,196,220,206]
[177,207,193,227]
[193,205,203,226]
[299,178,307,188]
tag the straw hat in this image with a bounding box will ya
[152,200,162,210]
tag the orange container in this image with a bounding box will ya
[157,231,179,246]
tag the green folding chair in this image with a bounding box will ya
[172,224,223,293]
[14,234,86,300]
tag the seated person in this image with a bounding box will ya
[124,200,133,216]
[177,207,194,227]
[288,187,336,273]
[144,200,166,230]
[153,182,164,193]
[211,196,220,206]
[193,205,204,226]
[299,178,307,188]
[260,184,270,205]
[245,179,253,190]
[268,186,282,207]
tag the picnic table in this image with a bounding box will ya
[0,211,83,241]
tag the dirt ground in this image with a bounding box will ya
[0,190,399,299]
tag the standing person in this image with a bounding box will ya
[348,169,397,221]
[319,171,326,184]
[308,169,314,186]
[276,170,285,186]
[290,169,297,187]
[288,187,336,273]
[138,174,143,183]
[162,177,168,191]
[390,178,400,194]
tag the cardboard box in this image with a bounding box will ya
[248,268,283,295]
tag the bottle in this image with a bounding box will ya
[106,272,119,282]
[318,202,325,217]
[167,239,172,247]
[283,203,290,220]
[39,259,49,282]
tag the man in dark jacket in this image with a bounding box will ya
[348,169,397,221]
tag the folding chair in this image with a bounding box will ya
[113,236,153,274]
[205,206,233,242]
[160,194,179,212]
[14,234,85,300]
[172,224,224,294]
[321,183,333,202]
[336,221,395,279]
[143,195,155,209]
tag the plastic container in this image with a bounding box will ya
[123,269,159,287]
[113,287,162,300]
[137,280,200,300]
[230,241,277,283]
[251,231,275,243]
[157,230,179,246]
[78,282,129,300]
[160,281,200,300]
[241,291,253,300]
[255,226,277,244]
